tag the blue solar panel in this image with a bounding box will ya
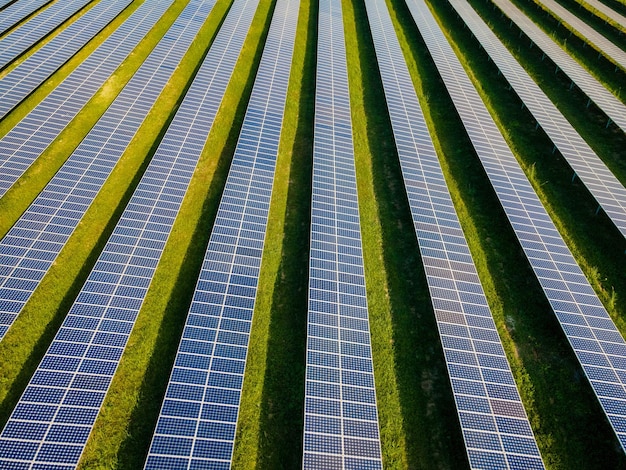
[0,0,97,70]
[447,1,626,242]
[145,0,298,467]
[0,0,52,35]
[492,0,626,132]
[362,0,544,467]
[0,0,130,113]
[0,0,216,341]
[302,0,383,467]
[0,0,264,465]
[536,0,626,70]
[580,0,626,30]
[405,0,626,454]
[0,0,175,192]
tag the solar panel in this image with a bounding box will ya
[362,0,544,467]
[0,0,265,464]
[405,0,626,454]
[491,0,626,132]
[144,0,298,467]
[0,0,53,35]
[0,0,95,70]
[302,0,383,467]
[580,0,626,31]
[536,0,626,70]
[0,0,130,112]
[447,0,626,240]
[0,0,16,9]
[0,0,216,342]
[0,0,175,194]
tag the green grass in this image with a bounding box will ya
[232,0,313,466]
[0,0,205,429]
[507,0,626,95]
[0,0,189,238]
[400,0,626,467]
[1,0,626,467]
[76,0,281,467]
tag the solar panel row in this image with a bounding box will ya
[0,0,53,35]
[491,0,626,132]
[0,0,130,113]
[145,0,299,468]
[0,0,93,70]
[580,0,626,31]
[405,0,626,453]
[363,0,544,467]
[447,0,626,239]
[0,0,175,188]
[536,0,626,69]
[0,0,239,466]
[0,0,15,10]
[302,0,383,467]
[0,0,216,341]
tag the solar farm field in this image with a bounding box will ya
[0,0,625,468]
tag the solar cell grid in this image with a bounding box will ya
[536,0,626,69]
[405,0,626,453]
[0,0,215,339]
[0,0,52,34]
[0,0,176,195]
[448,0,626,241]
[491,0,626,132]
[0,0,97,71]
[143,0,298,467]
[580,0,626,30]
[302,0,383,468]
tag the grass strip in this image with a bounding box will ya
[0,0,198,432]
[507,0,626,97]
[77,0,278,467]
[343,0,473,466]
[231,0,313,466]
[464,0,626,184]
[412,0,626,466]
[550,0,626,47]
[0,0,190,238]
[0,0,108,76]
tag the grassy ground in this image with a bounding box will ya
[1,0,625,467]
[231,0,313,466]
[0,0,186,237]
[507,0,626,95]
[77,0,279,466]
[412,0,626,467]
[0,0,202,430]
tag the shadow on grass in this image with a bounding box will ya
[349,0,469,467]
[114,1,278,467]
[0,112,160,428]
[507,0,626,93]
[408,0,626,467]
[253,0,316,467]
